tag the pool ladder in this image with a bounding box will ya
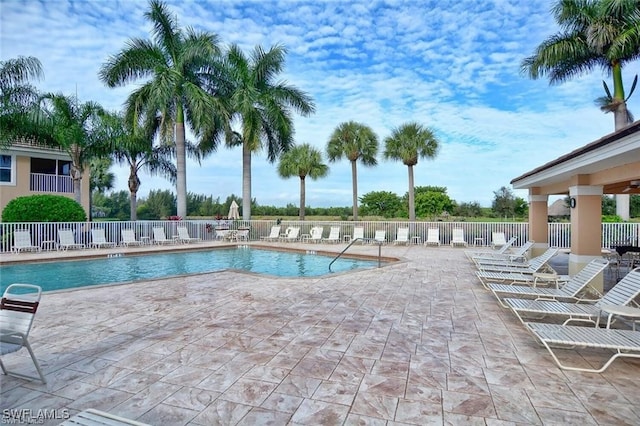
[328,238,382,272]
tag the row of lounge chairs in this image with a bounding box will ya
[470,241,640,372]
[10,227,202,252]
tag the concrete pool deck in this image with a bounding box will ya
[1,242,639,425]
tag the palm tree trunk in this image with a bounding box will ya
[299,176,306,220]
[242,143,252,220]
[351,160,358,220]
[408,165,415,221]
[175,105,187,218]
[612,62,630,220]
[128,166,139,221]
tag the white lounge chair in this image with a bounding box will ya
[177,226,201,243]
[469,239,532,264]
[476,247,559,273]
[371,230,386,244]
[308,226,324,243]
[120,229,143,247]
[490,232,508,249]
[12,230,40,253]
[260,226,281,242]
[58,229,85,251]
[526,322,640,373]
[153,227,174,245]
[450,228,467,247]
[506,267,640,326]
[351,227,365,244]
[487,258,609,308]
[322,226,341,243]
[393,228,410,245]
[90,229,116,249]
[424,228,441,246]
[281,227,300,242]
[0,284,46,383]
[61,409,151,426]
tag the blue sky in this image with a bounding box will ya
[2,0,639,207]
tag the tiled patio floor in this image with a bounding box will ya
[1,243,640,425]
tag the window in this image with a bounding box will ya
[0,154,14,184]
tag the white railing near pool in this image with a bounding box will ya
[0,220,638,254]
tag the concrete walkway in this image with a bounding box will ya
[1,243,639,425]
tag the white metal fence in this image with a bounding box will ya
[0,220,638,254]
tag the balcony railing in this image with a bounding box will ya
[0,220,638,254]
[29,173,73,193]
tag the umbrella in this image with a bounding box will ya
[228,200,240,220]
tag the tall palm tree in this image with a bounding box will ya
[99,0,227,218]
[383,122,439,221]
[0,56,43,146]
[223,43,315,220]
[35,93,106,203]
[103,111,177,220]
[521,0,640,219]
[277,143,328,220]
[326,121,378,220]
[521,0,640,130]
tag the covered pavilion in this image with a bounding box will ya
[511,120,640,290]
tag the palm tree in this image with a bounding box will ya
[35,93,106,203]
[383,122,439,221]
[103,111,177,220]
[0,56,43,146]
[223,43,315,220]
[277,143,328,220]
[326,121,378,220]
[99,0,227,218]
[521,0,640,130]
[521,0,640,219]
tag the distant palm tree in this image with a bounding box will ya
[277,143,328,220]
[35,93,106,203]
[89,157,115,193]
[0,56,43,146]
[384,122,439,221]
[99,0,227,218]
[326,121,378,220]
[521,0,640,130]
[223,43,315,220]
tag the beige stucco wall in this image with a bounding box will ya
[0,151,90,219]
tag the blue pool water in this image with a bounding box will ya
[0,247,379,293]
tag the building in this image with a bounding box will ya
[0,140,90,217]
[511,120,640,290]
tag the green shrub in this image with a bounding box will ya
[2,195,87,222]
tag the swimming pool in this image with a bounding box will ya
[0,247,380,293]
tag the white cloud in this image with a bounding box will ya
[3,0,640,208]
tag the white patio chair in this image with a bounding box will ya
[468,238,528,263]
[393,228,410,245]
[450,228,467,247]
[90,229,116,249]
[424,228,441,246]
[351,227,365,244]
[260,226,281,242]
[12,230,41,253]
[322,226,341,243]
[177,226,201,243]
[490,232,508,249]
[476,247,559,274]
[153,227,174,245]
[0,284,46,383]
[526,322,640,373]
[281,227,300,242]
[58,229,85,251]
[371,230,386,244]
[487,257,608,308]
[120,229,143,247]
[308,226,324,243]
[235,229,250,242]
[506,267,640,325]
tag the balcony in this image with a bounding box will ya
[30,172,73,193]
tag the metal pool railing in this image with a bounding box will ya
[0,220,638,253]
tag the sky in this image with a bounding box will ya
[2,0,639,208]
